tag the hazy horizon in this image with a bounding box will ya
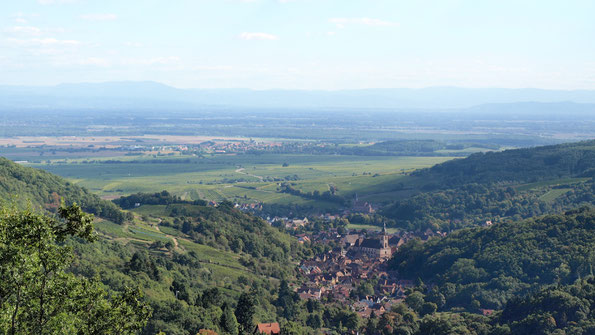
[4,80,595,92]
[2,0,594,90]
[3,81,595,110]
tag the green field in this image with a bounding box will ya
[346,223,399,234]
[515,178,590,191]
[539,188,572,203]
[30,154,453,207]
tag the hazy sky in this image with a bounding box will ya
[1,0,594,89]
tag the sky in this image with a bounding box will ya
[1,0,594,90]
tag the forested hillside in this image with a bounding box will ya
[0,157,127,223]
[414,139,595,187]
[383,140,595,230]
[383,179,595,230]
[498,277,595,334]
[68,230,285,334]
[390,207,595,314]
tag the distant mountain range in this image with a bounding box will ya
[2,81,595,110]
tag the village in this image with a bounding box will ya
[294,222,445,319]
[234,199,449,321]
[119,139,328,156]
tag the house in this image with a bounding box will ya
[255,322,280,335]
[299,291,319,300]
[480,309,495,316]
[286,217,309,229]
[371,304,386,315]
[342,234,360,247]
[379,282,397,295]
[298,286,324,300]
[297,235,311,244]
[321,213,337,221]
[422,228,436,240]
[388,236,406,248]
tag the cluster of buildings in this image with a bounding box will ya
[234,202,263,211]
[346,195,376,214]
[295,225,424,318]
[118,139,285,156]
[197,140,283,154]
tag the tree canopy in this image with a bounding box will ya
[390,207,595,312]
[0,203,151,334]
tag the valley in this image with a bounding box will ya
[2,135,594,334]
[2,1,594,333]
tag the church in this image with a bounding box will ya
[352,223,392,260]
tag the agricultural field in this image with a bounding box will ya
[539,188,572,203]
[27,153,454,209]
[2,134,504,213]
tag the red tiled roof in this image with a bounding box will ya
[256,322,281,335]
[480,309,495,316]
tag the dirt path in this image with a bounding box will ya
[153,223,180,249]
[235,167,264,182]
[171,236,179,248]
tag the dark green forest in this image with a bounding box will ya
[413,140,595,186]
[382,179,595,231]
[390,207,595,311]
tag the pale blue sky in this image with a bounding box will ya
[1,0,594,89]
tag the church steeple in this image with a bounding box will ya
[382,222,389,248]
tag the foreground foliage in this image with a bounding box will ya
[0,204,150,334]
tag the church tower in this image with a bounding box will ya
[382,222,389,249]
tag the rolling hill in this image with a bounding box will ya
[413,139,595,187]
[382,140,595,230]
[0,157,126,223]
